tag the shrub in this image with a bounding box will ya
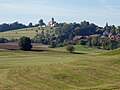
[102,39,118,50]
[49,41,56,48]
[56,43,64,47]
[0,38,8,43]
[79,40,87,45]
[66,45,75,53]
[18,36,32,51]
[9,38,18,42]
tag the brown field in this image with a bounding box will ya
[0,43,44,50]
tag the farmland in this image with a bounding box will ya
[0,0,120,89]
[0,43,120,90]
[0,26,55,39]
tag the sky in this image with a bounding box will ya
[0,0,120,26]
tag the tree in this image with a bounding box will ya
[18,36,32,51]
[91,36,100,46]
[0,38,8,43]
[116,26,120,34]
[39,19,46,27]
[102,39,118,50]
[66,45,75,53]
[87,37,92,47]
[28,22,33,27]
[49,41,56,48]
[69,34,74,40]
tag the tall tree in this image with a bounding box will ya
[18,36,32,51]
[28,22,33,27]
[39,19,46,27]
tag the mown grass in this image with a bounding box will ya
[0,46,120,90]
[102,48,120,56]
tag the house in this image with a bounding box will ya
[100,31,120,42]
[115,34,120,42]
[89,34,100,37]
[73,36,88,41]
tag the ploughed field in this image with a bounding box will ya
[0,44,120,90]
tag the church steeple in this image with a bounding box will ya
[52,18,54,25]
[105,22,108,27]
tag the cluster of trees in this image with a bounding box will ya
[0,38,17,43]
[84,35,119,50]
[18,36,75,52]
[55,21,98,39]
[50,21,100,47]
[0,38,8,43]
[32,21,99,47]
[31,21,120,50]
[102,39,119,50]
[0,22,26,32]
[1,19,120,50]
[0,19,46,32]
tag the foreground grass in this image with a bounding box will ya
[0,47,120,90]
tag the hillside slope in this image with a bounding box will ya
[0,26,55,39]
[0,47,120,90]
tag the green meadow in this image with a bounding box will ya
[0,45,120,90]
[0,26,55,39]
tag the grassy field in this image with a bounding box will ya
[0,26,55,39]
[0,45,120,90]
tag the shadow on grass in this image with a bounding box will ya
[7,49,48,53]
[31,49,48,52]
[71,52,87,54]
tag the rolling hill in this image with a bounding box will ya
[0,26,55,39]
[0,46,120,90]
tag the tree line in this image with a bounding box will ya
[0,19,46,32]
[0,19,120,50]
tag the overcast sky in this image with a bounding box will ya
[0,0,120,26]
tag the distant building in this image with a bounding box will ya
[48,18,58,27]
[73,36,88,41]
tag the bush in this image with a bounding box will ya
[56,43,64,47]
[18,36,32,51]
[49,41,56,48]
[66,45,75,53]
[79,40,87,45]
[0,38,8,43]
[9,38,18,42]
[102,39,118,50]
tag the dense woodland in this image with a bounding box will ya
[0,19,45,32]
[0,22,26,32]
[34,20,120,50]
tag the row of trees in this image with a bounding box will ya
[0,38,17,43]
[32,21,120,50]
[18,36,75,53]
[0,19,46,32]
[1,20,120,50]
[0,22,26,32]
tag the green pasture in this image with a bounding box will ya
[0,46,120,90]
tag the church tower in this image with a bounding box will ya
[52,18,54,25]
